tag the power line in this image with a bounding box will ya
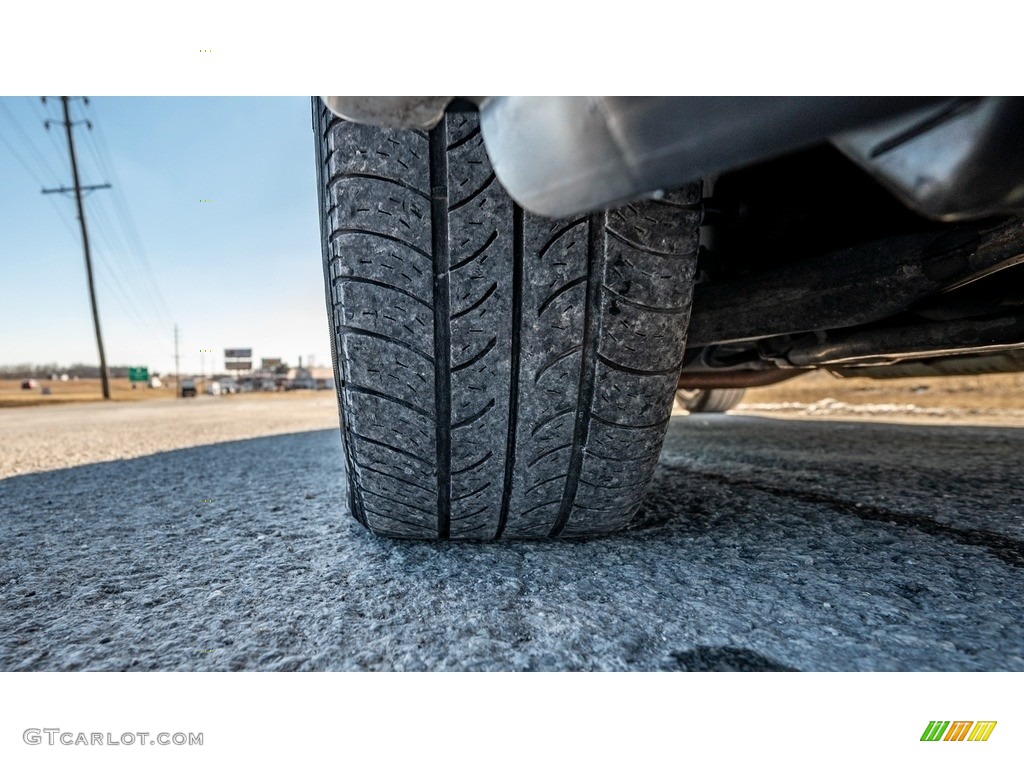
[91,140,175,326]
[72,145,148,291]
[0,129,46,188]
[91,246,170,347]
[88,213,155,320]
[81,100,175,324]
[76,100,180,366]
[0,99,80,243]
[0,99,63,186]
[44,197,81,243]
[83,189,141,288]
[87,204,171,345]
[78,131,134,254]
[73,170,174,350]
[79,143,174,329]
[0,118,83,247]
[84,188,130,256]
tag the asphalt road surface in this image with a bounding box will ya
[2,414,1022,671]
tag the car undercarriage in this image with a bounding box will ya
[315,96,1024,539]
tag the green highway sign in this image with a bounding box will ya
[128,366,149,382]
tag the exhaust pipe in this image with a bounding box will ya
[478,96,940,218]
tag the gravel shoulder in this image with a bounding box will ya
[6,373,1021,482]
[0,393,339,479]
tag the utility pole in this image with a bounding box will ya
[42,97,112,400]
[174,324,181,397]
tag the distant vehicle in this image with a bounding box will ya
[180,379,197,398]
[206,381,222,396]
[20,378,37,390]
[149,376,163,389]
[217,379,238,394]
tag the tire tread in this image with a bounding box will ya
[316,102,700,539]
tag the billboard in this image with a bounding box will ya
[225,361,253,371]
[261,357,282,370]
[224,348,252,359]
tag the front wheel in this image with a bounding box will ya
[314,102,701,539]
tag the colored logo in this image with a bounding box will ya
[921,721,997,742]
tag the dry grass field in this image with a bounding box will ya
[0,378,327,407]
[4,370,1022,411]
[715,369,1024,427]
[743,369,1024,410]
[0,377,180,407]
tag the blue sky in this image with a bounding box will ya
[0,97,329,376]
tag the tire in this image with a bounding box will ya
[314,101,701,539]
[675,388,747,413]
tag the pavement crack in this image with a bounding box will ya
[663,464,1024,569]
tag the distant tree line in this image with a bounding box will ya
[0,363,160,379]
